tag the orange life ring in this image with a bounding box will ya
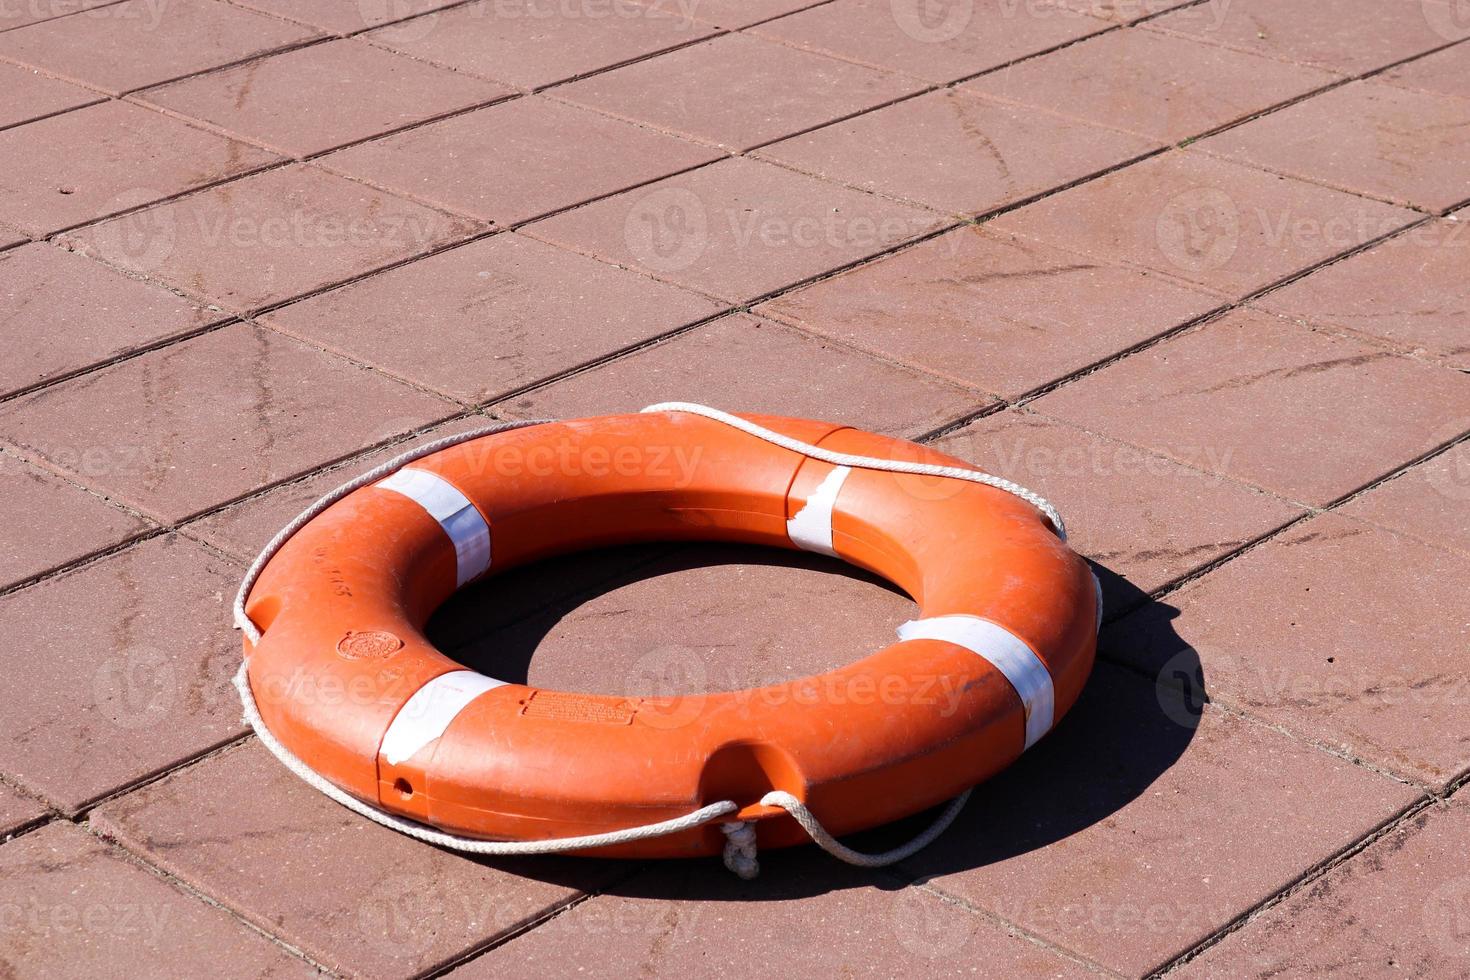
[237,408,1098,860]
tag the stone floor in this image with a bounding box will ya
[1,0,1468,977]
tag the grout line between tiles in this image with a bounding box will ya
[78,792,345,977]
[739,1,1123,86]
[415,864,650,979]
[0,0,130,35]
[889,870,1126,977]
[11,0,1445,423]
[1143,7,1470,76]
[1149,793,1440,976]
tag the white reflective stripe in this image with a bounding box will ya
[377,468,490,587]
[786,466,852,557]
[896,615,1055,750]
[1092,571,1104,634]
[380,671,506,766]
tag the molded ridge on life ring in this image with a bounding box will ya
[239,411,1098,859]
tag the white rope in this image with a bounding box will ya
[232,404,1072,876]
[641,401,1066,540]
[719,790,973,880]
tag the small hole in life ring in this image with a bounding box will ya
[393,778,414,800]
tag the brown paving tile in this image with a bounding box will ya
[1105,513,1470,791]
[0,0,116,32]
[453,852,1092,979]
[64,165,478,313]
[1380,41,1470,101]
[265,232,724,402]
[757,225,1223,398]
[1052,0,1195,22]
[0,781,46,836]
[365,0,716,89]
[0,0,320,94]
[138,38,512,157]
[2,822,316,977]
[0,225,24,249]
[496,313,982,435]
[0,243,221,399]
[1252,218,1470,368]
[185,414,485,560]
[1149,0,1470,73]
[931,411,1303,616]
[965,27,1338,142]
[451,542,917,691]
[648,0,822,27]
[524,157,946,302]
[903,662,1420,976]
[92,739,618,978]
[1032,308,1470,506]
[751,0,1109,84]
[0,61,101,130]
[0,535,245,812]
[0,323,456,523]
[230,0,465,34]
[1199,80,1470,212]
[555,33,921,151]
[1337,440,1470,556]
[1180,801,1470,979]
[755,88,1158,214]
[320,96,722,224]
[0,101,281,237]
[0,456,148,590]
[989,150,1419,294]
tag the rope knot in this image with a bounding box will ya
[720,820,759,880]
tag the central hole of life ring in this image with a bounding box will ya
[425,542,917,698]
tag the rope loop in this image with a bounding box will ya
[721,821,760,880]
